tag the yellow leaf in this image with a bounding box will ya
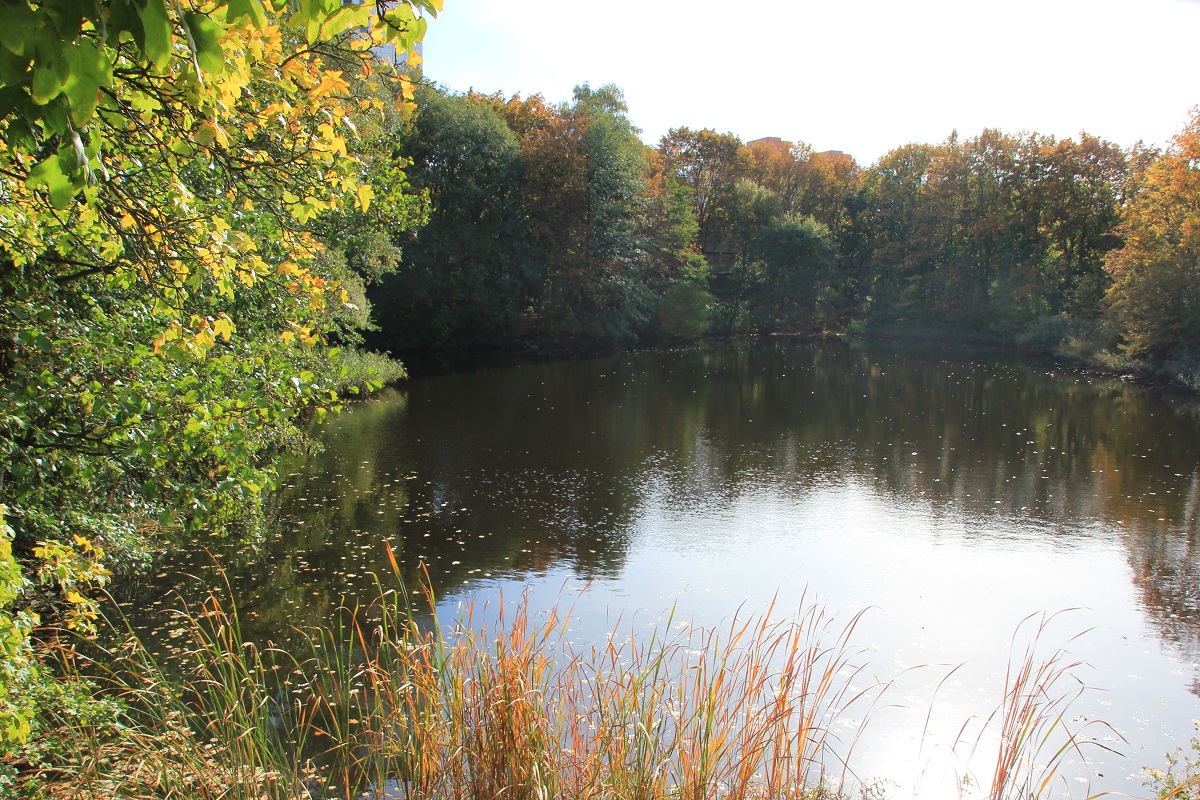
[312,70,349,99]
[356,183,375,212]
[213,316,236,342]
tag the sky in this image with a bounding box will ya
[421,0,1200,165]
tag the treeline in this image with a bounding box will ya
[368,82,1200,384]
[366,84,709,348]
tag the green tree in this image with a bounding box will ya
[739,215,836,331]
[1035,133,1127,317]
[370,86,536,349]
[643,151,713,338]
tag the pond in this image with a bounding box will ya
[124,337,1200,798]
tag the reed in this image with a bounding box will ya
[24,565,1116,800]
[950,612,1118,800]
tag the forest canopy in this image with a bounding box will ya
[365,80,1200,391]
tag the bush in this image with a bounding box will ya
[1016,315,1119,361]
[656,280,714,339]
[1145,723,1200,799]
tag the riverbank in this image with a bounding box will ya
[380,323,1200,400]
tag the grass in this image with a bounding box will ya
[947,612,1119,800]
[14,558,1123,800]
[332,348,407,395]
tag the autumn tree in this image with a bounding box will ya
[642,149,713,337]
[0,0,435,747]
[1105,108,1200,360]
[745,138,813,215]
[659,127,749,259]
[487,85,654,343]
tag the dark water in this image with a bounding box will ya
[125,338,1200,798]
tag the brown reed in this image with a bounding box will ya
[25,560,1119,800]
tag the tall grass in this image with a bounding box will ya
[948,612,1118,800]
[290,570,876,800]
[26,562,1113,800]
[34,585,313,799]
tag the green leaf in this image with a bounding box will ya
[323,4,369,36]
[27,156,76,209]
[0,48,33,86]
[63,40,111,127]
[106,0,143,49]
[0,6,35,56]
[55,134,91,184]
[30,52,68,105]
[52,0,92,42]
[0,86,22,121]
[137,0,173,70]
[39,97,70,136]
[224,0,267,29]
[181,12,225,74]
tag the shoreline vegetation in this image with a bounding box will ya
[385,327,1196,412]
[2,0,1200,796]
[13,566,1150,800]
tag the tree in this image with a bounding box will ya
[0,0,434,748]
[739,214,835,330]
[490,85,653,344]
[370,87,536,349]
[1036,134,1126,317]
[745,138,813,216]
[642,150,712,338]
[1105,108,1200,360]
[659,127,748,258]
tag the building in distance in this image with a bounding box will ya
[747,136,793,151]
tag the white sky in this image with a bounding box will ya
[421,0,1200,165]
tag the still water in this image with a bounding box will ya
[127,338,1200,797]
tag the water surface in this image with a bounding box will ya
[127,338,1200,797]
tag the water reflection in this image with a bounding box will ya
[120,338,1200,793]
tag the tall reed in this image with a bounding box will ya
[28,562,1114,800]
[37,584,314,799]
[950,612,1118,800]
